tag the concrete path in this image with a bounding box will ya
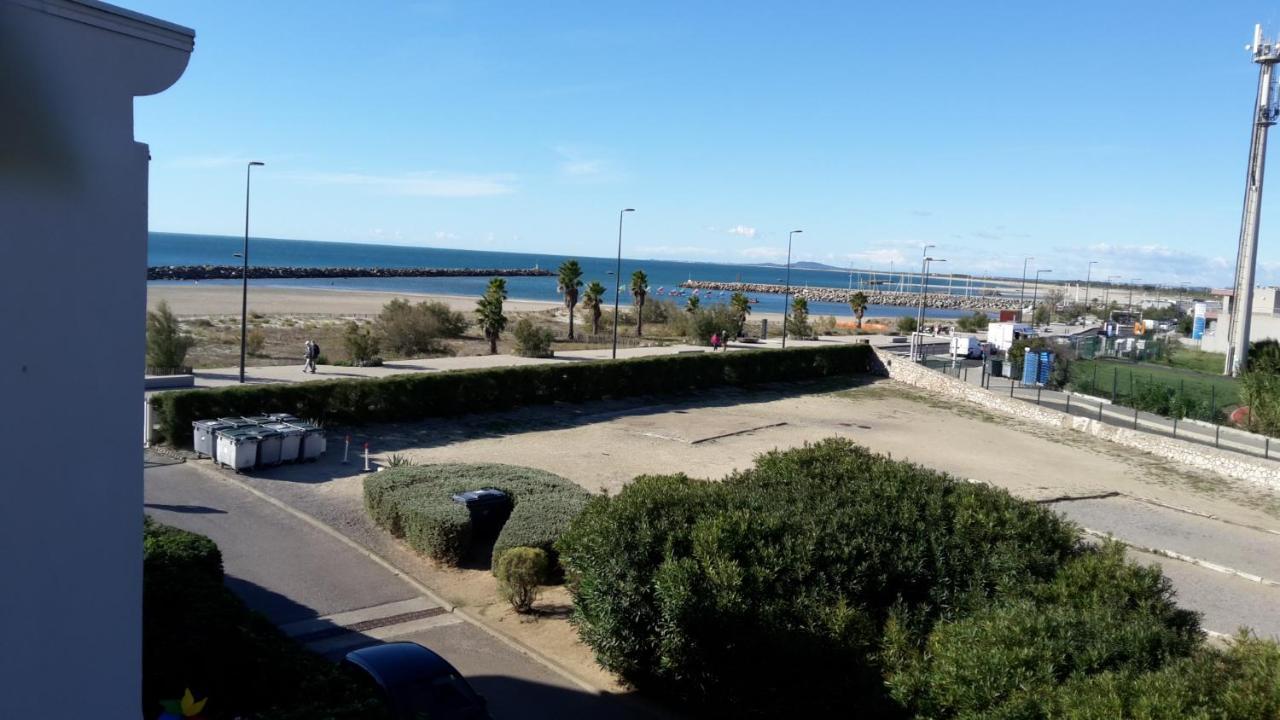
[144,459,668,719]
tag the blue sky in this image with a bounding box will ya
[132,1,1280,285]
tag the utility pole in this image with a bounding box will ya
[1227,25,1280,376]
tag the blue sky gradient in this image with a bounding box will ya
[132,1,1280,285]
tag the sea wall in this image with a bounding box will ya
[149,265,553,281]
[874,348,1280,489]
[680,280,1021,311]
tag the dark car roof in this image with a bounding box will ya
[345,642,457,689]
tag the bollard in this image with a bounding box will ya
[1098,400,1104,422]
[342,435,350,464]
[1065,393,1071,414]
[1215,424,1220,448]
[1036,386,1042,406]
[1133,405,1139,430]
[1010,380,1015,398]
[1172,416,1178,438]
[1267,436,1271,460]
[363,442,371,472]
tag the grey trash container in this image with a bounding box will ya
[290,421,326,461]
[252,425,284,467]
[266,413,299,423]
[217,417,258,429]
[242,415,275,426]
[192,419,233,459]
[265,423,303,463]
[215,427,261,471]
[451,488,512,538]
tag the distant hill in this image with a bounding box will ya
[754,261,847,272]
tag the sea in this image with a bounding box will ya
[148,232,992,320]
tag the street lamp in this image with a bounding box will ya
[1128,277,1142,312]
[1031,269,1052,323]
[1084,261,1098,307]
[238,161,265,384]
[1103,275,1122,310]
[611,208,635,360]
[1019,256,1035,307]
[914,256,945,360]
[781,229,802,349]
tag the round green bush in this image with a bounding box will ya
[496,546,550,613]
[363,463,589,573]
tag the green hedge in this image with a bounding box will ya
[153,344,876,446]
[143,518,387,719]
[364,463,590,573]
[555,439,1207,718]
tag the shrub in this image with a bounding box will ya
[246,327,267,357]
[955,311,990,333]
[812,315,838,335]
[786,295,811,338]
[364,463,590,574]
[687,304,742,344]
[896,315,918,334]
[376,298,466,356]
[496,547,550,613]
[152,344,876,446]
[556,439,1083,716]
[143,518,388,719]
[342,321,382,366]
[146,300,195,371]
[513,318,555,358]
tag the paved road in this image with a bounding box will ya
[144,460,667,720]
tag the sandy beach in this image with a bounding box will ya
[147,284,562,317]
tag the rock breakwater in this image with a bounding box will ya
[149,265,553,281]
[680,280,1022,311]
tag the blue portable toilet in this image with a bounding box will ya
[1038,351,1054,385]
[1021,351,1041,385]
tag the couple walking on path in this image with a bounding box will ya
[302,339,320,373]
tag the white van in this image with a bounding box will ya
[950,336,982,359]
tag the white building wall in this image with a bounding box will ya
[1201,312,1280,354]
[0,2,191,717]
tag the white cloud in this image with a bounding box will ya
[554,145,611,179]
[285,171,516,197]
[739,246,786,260]
[635,245,722,258]
[434,231,460,241]
[726,225,757,238]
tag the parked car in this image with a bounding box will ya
[343,642,491,720]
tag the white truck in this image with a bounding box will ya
[986,322,1036,352]
[949,336,983,359]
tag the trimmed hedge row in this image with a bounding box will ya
[364,463,590,572]
[143,518,387,719]
[153,344,876,446]
[554,439,1214,719]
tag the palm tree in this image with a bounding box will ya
[557,260,584,340]
[729,292,751,334]
[686,295,701,313]
[582,280,607,335]
[475,277,508,354]
[788,295,810,338]
[849,291,868,329]
[631,269,648,336]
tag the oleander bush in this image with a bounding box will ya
[364,463,590,575]
[143,518,387,719]
[554,438,1218,719]
[153,344,876,446]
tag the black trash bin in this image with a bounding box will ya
[451,488,513,538]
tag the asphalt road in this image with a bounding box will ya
[143,459,667,720]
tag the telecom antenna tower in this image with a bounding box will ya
[1227,25,1280,376]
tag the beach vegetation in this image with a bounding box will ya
[146,300,195,373]
[342,321,381,366]
[786,295,811,338]
[955,311,990,333]
[558,260,584,340]
[581,280,607,335]
[376,297,465,356]
[475,278,508,355]
[849,291,868,328]
[513,317,554,358]
[246,327,267,357]
[631,270,649,336]
[686,294,700,313]
[687,304,741,345]
[896,315,918,334]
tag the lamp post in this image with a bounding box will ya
[611,208,635,360]
[1084,260,1098,307]
[1031,269,1052,323]
[238,161,265,384]
[1019,256,1035,308]
[1103,275,1122,310]
[1128,277,1142,312]
[914,256,944,360]
[780,229,802,348]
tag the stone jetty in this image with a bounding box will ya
[679,280,1024,311]
[148,265,553,281]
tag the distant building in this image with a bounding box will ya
[1200,287,1280,353]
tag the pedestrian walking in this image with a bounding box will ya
[303,339,319,373]
[710,332,720,351]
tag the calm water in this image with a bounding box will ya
[149,232,987,319]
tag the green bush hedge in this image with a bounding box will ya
[364,463,590,573]
[153,344,876,447]
[143,518,387,719]
[556,439,1086,717]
